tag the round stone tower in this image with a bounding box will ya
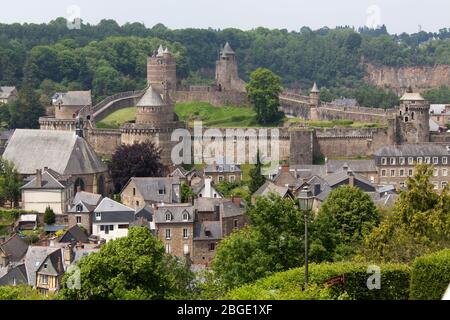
[396,87,430,144]
[121,85,183,165]
[309,82,320,107]
[147,45,177,94]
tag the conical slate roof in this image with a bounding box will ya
[136,86,166,107]
[311,82,320,93]
[222,42,235,55]
[157,45,164,57]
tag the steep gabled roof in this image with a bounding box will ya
[0,234,29,262]
[0,86,16,99]
[3,129,107,176]
[253,181,292,198]
[93,198,135,224]
[72,191,102,207]
[0,264,28,286]
[58,225,89,244]
[20,169,70,190]
[95,198,134,213]
[24,246,60,287]
[221,42,235,55]
[194,221,222,240]
[125,177,181,203]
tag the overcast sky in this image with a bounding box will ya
[1,0,448,34]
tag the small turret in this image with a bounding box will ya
[310,82,320,107]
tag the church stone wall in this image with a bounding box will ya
[86,129,122,157]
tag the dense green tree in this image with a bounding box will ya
[109,141,164,193]
[7,86,45,129]
[361,165,450,263]
[212,195,305,290]
[180,183,195,203]
[58,227,194,300]
[423,85,450,104]
[44,207,56,225]
[310,185,380,262]
[0,159,21,207]
[248,151,266,194]
[246,68,284,125]
[0,286,45,300]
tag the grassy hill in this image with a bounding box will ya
[96,107,136,129]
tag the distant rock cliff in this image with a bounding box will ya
[365,63,450,94]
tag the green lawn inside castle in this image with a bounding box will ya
[96,101,383,129]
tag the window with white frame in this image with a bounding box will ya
[408,157,414,165]
[183,228,188,239]
[229,175,236,183]
[390,158,396,165]
[41,275,49,285]
[442,182,448,189]
[433,169,439,177]
[183,244,189,255]
[390,169,395,177]
[433,182,439,190]
[182,211,189,221]
[425,157,431,164]
[399,169,404,177]
[399,157,405,165]
[165,229,171,239]
[417,157,423,164]
[381,158,387,165]
[95,212,101,221]
[443,157,448,165]
[76,216,82,224]
[165,212,172,222]
[165,244,171,254]
[433,157,439,164]
[408,169,413,176]
[218,175,224,182]
[381,169,387,177]
[442,168,448,177]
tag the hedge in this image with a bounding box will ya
[410,249,450,300]
[224,262,410,300]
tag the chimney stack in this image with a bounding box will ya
[348,170,355,186]
[231,196,242,207]
[281,164,290,173]
[36,169,42,188]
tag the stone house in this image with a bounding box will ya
[67,191,102,235]
[0,86,17,104]
[252,181,295,204]
[204,164,242,184]
[3,129,111,195]
[120,177,181,209]
[20,168,74,216]
[192,178,222,199]
[375,144,450,191]
[192,221,222,266]
[155,204,195,258]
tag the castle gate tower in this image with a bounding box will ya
[395,88,430,144]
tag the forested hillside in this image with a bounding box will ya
[1,18,450,105]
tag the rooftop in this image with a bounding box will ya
[375,144,450,157]
[136,86,166,107]
[52,91,92,106]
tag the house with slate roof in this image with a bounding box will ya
[92,198,136,242]
[21,168,74,215]
[120,177,181,209]
[0,86,17,104]
[68,191,102,234]
[3,129,111,195]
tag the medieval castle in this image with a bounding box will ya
[38,42,450,167]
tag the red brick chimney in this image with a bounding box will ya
[281,164,290,173]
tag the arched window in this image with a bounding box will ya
[75,178,85,192]
[182,211,189,221]
[165,211,172,222]
[404,117,409,123]
[97,175,105,196]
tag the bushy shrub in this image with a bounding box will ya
[410,249,450,300]
[225,262,410,300]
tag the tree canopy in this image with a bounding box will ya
[109,141,164,193]
[58,227,194,300]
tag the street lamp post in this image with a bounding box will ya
[298,186,314,290]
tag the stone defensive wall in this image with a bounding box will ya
[86,128,122,157]
[175,90,248,107]
[313,127,392,159]
[315,105,394,123]
[430,132,450,144]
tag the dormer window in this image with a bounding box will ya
[381,158,387,165]
[76,204,83,212]
[165,212,172,222]
[95,212,101,221]
[182,211,189,221]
